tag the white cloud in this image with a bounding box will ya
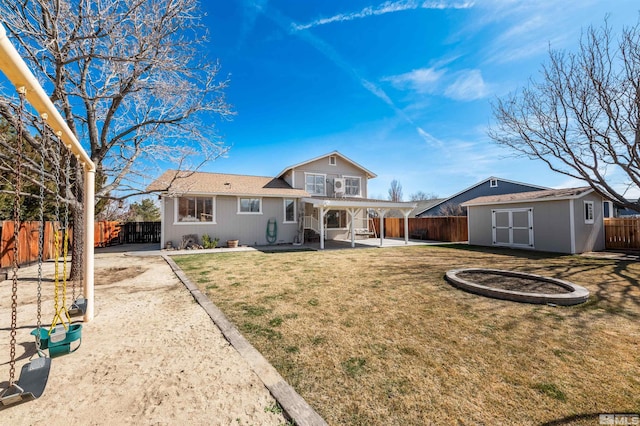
[383,67,445,93]
[417,127,443,147]
[291,0,474,31]
[444,69,489,100]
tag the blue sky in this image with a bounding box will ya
[199,0,640,200]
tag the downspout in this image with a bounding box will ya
[0,22,96,321]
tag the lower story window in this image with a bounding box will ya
[239,197,262,213]
[284,199,296,222]
[326,210,347,228]
[177,197,214,222]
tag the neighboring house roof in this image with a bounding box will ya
[462,187,595,207]
[275,150,378,179]
[415,176,549,216]
[146,170,309,197]
[410,198,446,217]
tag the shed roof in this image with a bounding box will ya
[462,187,595,207]
[146,170,309,197]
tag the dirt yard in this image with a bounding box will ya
[0,248,287,425]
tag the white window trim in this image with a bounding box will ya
[237,197,263,214]
[490,179,498,188]
[329,155,337,166]
[173,195,216,225]
[343,175,362,197]
[283,199,297,224]
[304,172,327,196]
[584,200,595,224]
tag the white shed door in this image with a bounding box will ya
[492,208,534,248]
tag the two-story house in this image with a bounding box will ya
[147,151,416,249]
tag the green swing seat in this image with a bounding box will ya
[31,324,82,358]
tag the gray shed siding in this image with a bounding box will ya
[162,195,299,247]
[419,180,544,217]
[467,195,605,254]
[572,193,605,253]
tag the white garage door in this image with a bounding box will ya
[492,208,534,248]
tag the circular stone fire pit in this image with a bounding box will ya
[445,268,589,306]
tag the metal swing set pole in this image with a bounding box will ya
[0,23,95,322]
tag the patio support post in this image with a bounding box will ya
[319,206,326,250]
[347,208,357,248]
[403,209,411,245]
[377,209,389,247]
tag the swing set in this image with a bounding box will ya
[0,22,95,407]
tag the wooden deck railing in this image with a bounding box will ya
[604,217,640,249]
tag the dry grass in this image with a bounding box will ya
[174,245,640,425]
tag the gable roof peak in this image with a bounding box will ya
[276,151,377,179]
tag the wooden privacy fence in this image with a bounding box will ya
[371,216,468,242]
[0,221,61,269]
[120,222,161,244]
[604,217,640,249]
[94,221,162,246]
[94,221,122,247]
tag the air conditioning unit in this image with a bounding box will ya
[334,178,345,196]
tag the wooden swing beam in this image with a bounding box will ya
[0,23,95,322]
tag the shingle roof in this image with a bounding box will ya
[462,187,595,206]
[276,150,377,179]
[146,170,309,197]
[414,177,549,216]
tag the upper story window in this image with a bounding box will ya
[238,197,262,214]
[345,177,361,196]
[176,196,215,223]
[584,201,594,224]
[490,179,498,188]
[305,173,326,195]
[329,156,337,166]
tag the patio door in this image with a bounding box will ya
[492,208,534,248]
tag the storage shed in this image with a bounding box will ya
[462,187,605,254]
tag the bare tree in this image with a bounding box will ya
[489,19,640,211]
[0,0,233,207]
[388,179,403,202]
[409,191,439,201]
[438,202,466,216]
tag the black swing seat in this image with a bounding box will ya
[68,297,87,317]
[0,357,51,408]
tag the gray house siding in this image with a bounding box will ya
[290,156,369,198]
[162,195,299,247]
[419,179,545,217]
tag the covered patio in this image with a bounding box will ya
[301,197,417,250]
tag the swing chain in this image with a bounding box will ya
[35,114,49,351]
[8,89,26,385]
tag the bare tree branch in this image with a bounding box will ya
[0,0,233,209]
[489,18,640,211]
